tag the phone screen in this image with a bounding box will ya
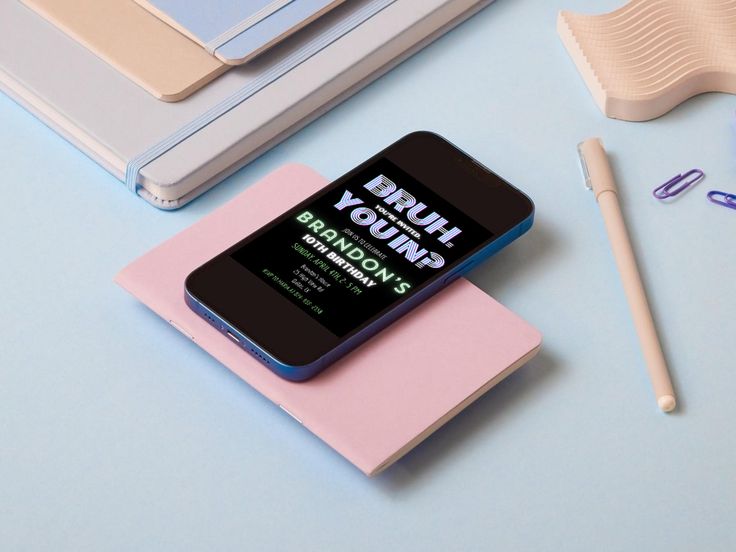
[232,158,493,336]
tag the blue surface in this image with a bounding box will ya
[1,0,734,549]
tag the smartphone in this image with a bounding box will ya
[185,132,534,381]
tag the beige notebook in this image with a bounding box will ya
[20,0,228,102]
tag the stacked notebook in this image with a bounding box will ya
[0,0,495,209]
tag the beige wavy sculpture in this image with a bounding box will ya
[558,0,736,121]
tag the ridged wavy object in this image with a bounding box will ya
[558,0,736,121]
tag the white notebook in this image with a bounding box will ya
[0,0,495,209]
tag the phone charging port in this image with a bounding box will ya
[226,330,241,344]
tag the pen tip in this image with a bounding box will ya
[658,395,676,413]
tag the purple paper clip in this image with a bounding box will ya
[653,169,705,200]
[707,190,736,211]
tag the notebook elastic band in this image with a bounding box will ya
[125,0,395,194]
[204,0,293,55]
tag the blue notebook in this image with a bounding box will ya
[134,0,345,65]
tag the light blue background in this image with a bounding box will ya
[1,0,734,550]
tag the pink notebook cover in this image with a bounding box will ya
[115,164,542,476]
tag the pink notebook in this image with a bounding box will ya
[115,164,542,476]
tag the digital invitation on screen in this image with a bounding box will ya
[232,158,492,336]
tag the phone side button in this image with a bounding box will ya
[442,271,463,286]
[279,405,303,425]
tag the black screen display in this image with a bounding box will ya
[232,158,493,336]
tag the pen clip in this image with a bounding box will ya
[577,142,593,191]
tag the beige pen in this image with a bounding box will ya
[578,138,676,413]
